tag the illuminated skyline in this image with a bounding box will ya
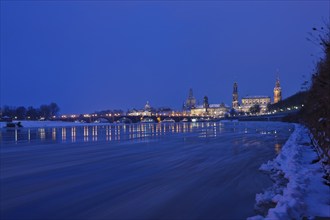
[1,1,329,113]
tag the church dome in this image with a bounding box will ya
[144,101,151,111]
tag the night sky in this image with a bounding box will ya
[1,1,329,114]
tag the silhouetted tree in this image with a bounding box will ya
[2,106,15,118]
[16,106,26,120]
[229,108,237,117]
[2,102,60,120]
[49,102,60,117]
[26,106,39,120]
[249,104,261,114]
[268,91,308,112]
[40,105,51,119]
[303,24,330,162]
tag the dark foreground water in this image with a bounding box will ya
[0,121,293,220]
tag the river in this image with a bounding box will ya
[0,121,293,219]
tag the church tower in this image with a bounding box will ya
[184,88,196,110]
[273,77,282,103]
[232,82,239,109]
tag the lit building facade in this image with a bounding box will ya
[127,101,153,116]
[190,96,229,117]
[241,96,271,113]
[231,79,280,113]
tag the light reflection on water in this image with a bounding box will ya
[1,122,290,154]
[61,127,66,141]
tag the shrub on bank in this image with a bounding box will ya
[302,25,330,163]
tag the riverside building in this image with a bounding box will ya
[190,96,229,117]
[241,96,271,113]
[127,101,153,117]
[232,77,280,113]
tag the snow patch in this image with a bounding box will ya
[248,124,330,219]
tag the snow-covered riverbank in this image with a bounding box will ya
[249,124,330,219]
[0,120,109,128]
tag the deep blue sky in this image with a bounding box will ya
[1,1,329,114]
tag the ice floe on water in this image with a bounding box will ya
[248,124,330,219]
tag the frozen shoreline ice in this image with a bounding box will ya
[248,124,330,219]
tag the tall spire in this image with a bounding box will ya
[233,82,238,94]
[276,77,280,87]
[184,88,196,110]
[203,96,209,109]
[232,82,239,109]
[188,88,194,98]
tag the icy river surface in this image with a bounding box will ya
[0,121,293,219]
